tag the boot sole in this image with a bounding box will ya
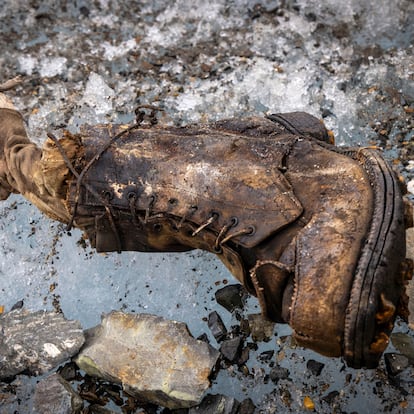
[340,148,405,368]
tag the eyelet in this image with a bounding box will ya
[213,245,223,254]
[230,217,239,227]
[246,225,256,235]
[101,190,113,200]
[127,192,136,201]
[153,223,162,232]
[210,211,220,220]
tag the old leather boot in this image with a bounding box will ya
[61,113,411,368]
[0,101,411,368]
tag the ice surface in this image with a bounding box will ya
[0,0,413,412]
[81,72,115,117]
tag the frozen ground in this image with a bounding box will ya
[0,0,413,413]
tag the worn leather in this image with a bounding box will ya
[72,119,303,249]
[0,108,411,368]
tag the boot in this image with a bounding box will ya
[0,102,412,368]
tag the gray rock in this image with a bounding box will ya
[220,337,242,362]
[258,350,274,362]
[322,390,340,405]
[306,359,325,376]
[238,398,256,414]
[384,353,410,377]
[207,311,227,342]
[33,373,83,414]
[0,309,84,380]
[390,332,414,363]
[269,365,290,384]
[247,314,275,342]
[188,394,240,414]
[75,312,220,409]
[215,284,246,312]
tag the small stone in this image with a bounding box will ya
[269,365,290,383]
[33,373,83,414]
[258,350,274,362]
[208,311,227,342]
[75,312,219,409]
[384,353,410,377]
[197,333,210,343]
[10,300,24,311]
[391,333,414,363]
[247,314,275,342]
[188,394,240,414]
[238,398,256,414]
[0,309,84,380]
[239,318,251,337]
[58,361,78,381]
[322,390,339,405]
[215,284,246,312]
[306,359,325,376]
[303,396,315,411]
[237,347,250,366]
[220,337,242,362]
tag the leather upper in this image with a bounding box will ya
[69,119,304,251]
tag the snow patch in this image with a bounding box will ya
[39,57,68,78]
[81,72,115,115]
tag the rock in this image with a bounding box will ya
[237,347,250,366]
[390,332,414,363]
[188,394,240,414]
[33,373,83,414]
[238,398,256,414]
[247,314,275,342]
[10,300,24,311]
[303,396,315,411]
[197,333,210,343]
[269,365,290,384]
[384,353,410,377]
[220,337,243,362]
[258,350,274,362]
[215,284,246,312]
[58,362,79,381]
[322,390,340,405]
[75,312,219,409]
[207,311,228,342]
[0,309,84,380]
[306,359,325,376]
